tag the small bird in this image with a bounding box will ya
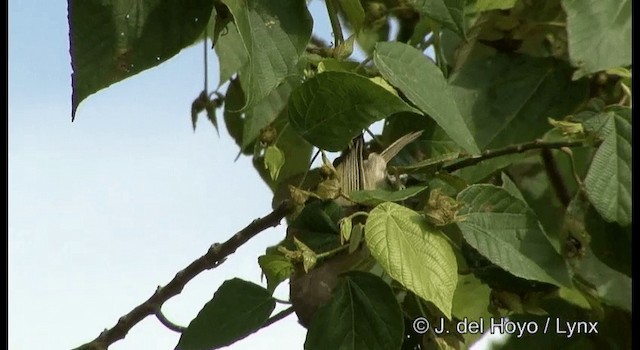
[335,130,423,201]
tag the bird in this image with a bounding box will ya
[334,130,424,202]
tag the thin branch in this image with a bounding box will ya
[154,306,187,333]
[442,140,594,173]
[74,201,293,350]
[203,35,208,93]
[325,0,344,46]
[541,148,571,207]
[261,306,295,328]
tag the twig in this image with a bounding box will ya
[261,306,295,328]
[74,201,293,350]
[325,0,344,46]
[541,148,571,207]
[154,305,187,333]
[442,140,594,173]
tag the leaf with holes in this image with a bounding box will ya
[456,185,572,287]
[68,0,214,120]
[365,202,457,318]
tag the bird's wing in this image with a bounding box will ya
[380,130,424,163]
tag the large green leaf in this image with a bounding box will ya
[349,186,429,206]
[241,76,301,148]
[411,0,467,39]
[221,0,312,109]
[177,278,275,350]
[584,107,631,226]
[374,42,480,155]
[68,0,214,120]
[305,271,404,350]
[338,0,365,33]
[449,54,588,150]
[456,185,572,287]
[365,202,457,318]
[215,21,248,87]
[563,0,631,79]
[288,72,420,151]
[572,249,631,312]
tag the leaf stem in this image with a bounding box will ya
[325,0,344,46]
[316,244,350,260]
[154,306,186,333]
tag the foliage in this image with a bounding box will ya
[69,0,631,349]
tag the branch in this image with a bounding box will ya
[540,148,571,207]
[261,306,295,328]
[442,140,593,173]
[74,201,293,350]
[325,0,344,46]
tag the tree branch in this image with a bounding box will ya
[540,148,571,207]
[74,201,293,350]
[442,140,593,173]
[325,0,344,46]
[261,306,295,328]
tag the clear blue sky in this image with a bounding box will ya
[8,1,498,349]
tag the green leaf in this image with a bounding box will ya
[264,145,285,181]
[500,172,524,202]
[411,0,467,39]
[572,249,631,312]
[584,107,631,226]
[177,278,275,350]
[374,42,480,154]
[68,0,214,120]
[288,72,420,151]
[258,252,294,293]
[452,274,492,345]
[349,223,364,254]
[215,21,249,87]
[456,185,572,287]
[563,0,631,79]
[241,76,301,148]
[449,54,588,150]
[365,202,457,318]
[340,217,353,243]
[305,271,404,350]
[474,0,518,11]
[349,186,429,207]
[253,114,313,190]
[221,0,312,109]
[338,0,365,33]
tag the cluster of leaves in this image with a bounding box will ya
[69,0,631,349]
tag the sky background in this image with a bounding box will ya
[8,1,500,349]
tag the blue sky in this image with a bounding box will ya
[8,1,499,349]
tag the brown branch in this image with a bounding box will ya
[74,201,293,350]
[442,140,593,173]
